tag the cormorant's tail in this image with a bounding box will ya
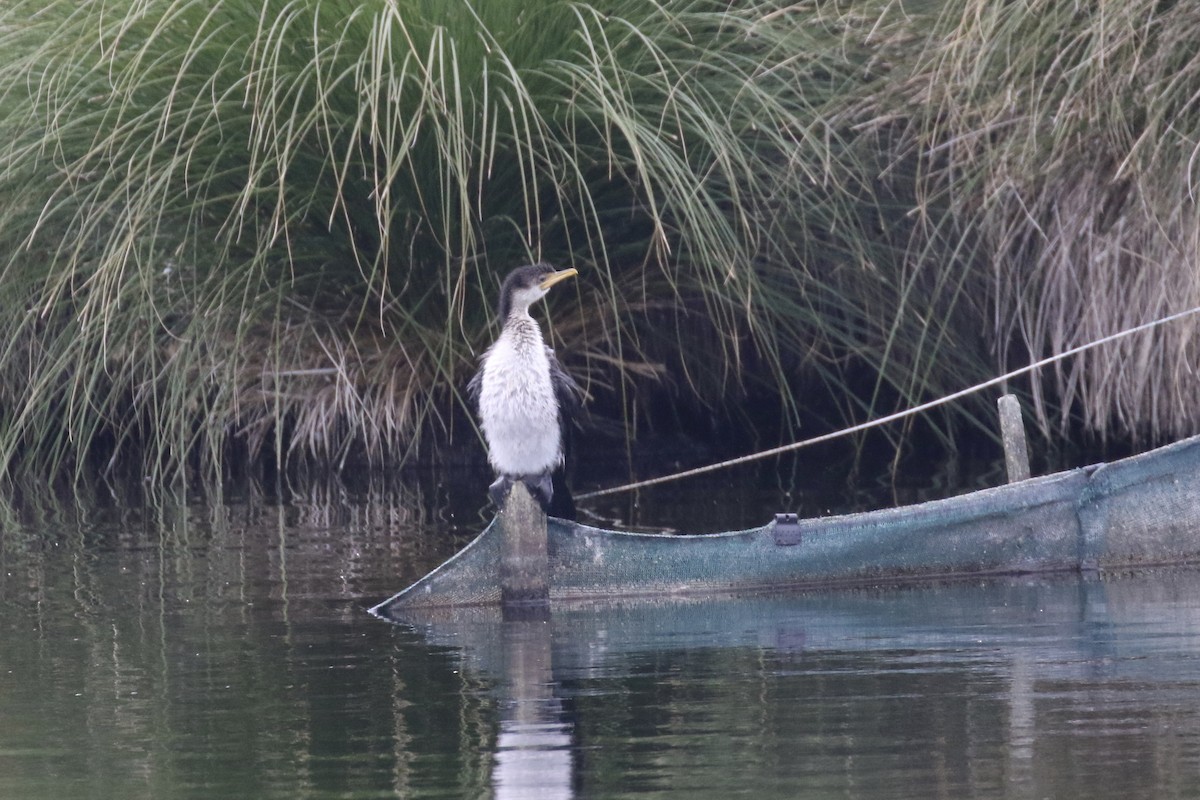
[549,468,576,520]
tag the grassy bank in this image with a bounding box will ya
[0,0,1196,484]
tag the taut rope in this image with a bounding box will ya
[575,305,1200,500]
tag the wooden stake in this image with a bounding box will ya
[998,394,1031,483]
[498,482,550,608]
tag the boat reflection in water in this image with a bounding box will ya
[385,570,1200,800]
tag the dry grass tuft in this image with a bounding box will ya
[875,0,1200,442]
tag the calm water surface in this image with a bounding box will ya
[2,476,1200,799]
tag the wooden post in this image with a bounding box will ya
[997,394,1031,483]
[498,482,550,608]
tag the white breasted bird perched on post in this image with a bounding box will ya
[468,263,582,517]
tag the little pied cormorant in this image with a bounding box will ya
[468,263,582,515]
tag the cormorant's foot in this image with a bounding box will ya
[522,472,554,512]
[488,476,514,508]
[489,473,554,513]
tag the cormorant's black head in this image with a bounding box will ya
[496,263,578,320]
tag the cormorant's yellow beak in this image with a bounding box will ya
[538,268,578,291]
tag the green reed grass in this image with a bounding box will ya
[0,0,949,481]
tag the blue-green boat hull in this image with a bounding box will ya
[372,434,1200,613]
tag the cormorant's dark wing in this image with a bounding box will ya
[546,345,582,418]
[547,345,582,521]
